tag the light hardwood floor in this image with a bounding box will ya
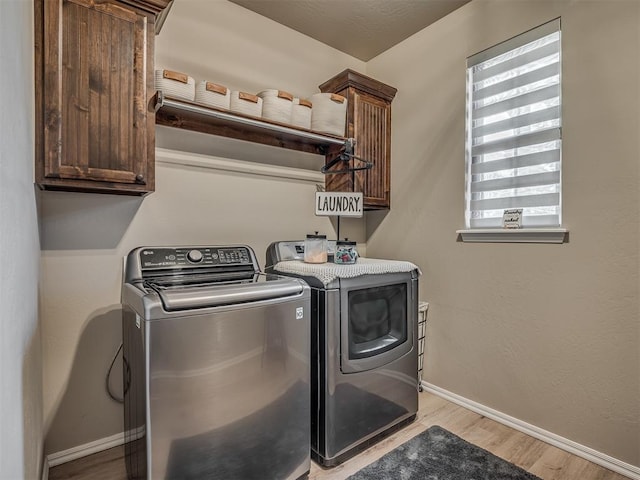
[48,391,629,480]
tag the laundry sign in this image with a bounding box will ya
[315,192,363,217]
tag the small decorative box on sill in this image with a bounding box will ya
[291,98,312,129]
[310,92,347,136]
[195,81,231,109]
[230,91,263,117]
[258,89,294,124]
[154,69,195,102]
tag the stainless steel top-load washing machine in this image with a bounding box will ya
[266,241,420,467]
[121,245,310,480]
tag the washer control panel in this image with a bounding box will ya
[139,246,254,270]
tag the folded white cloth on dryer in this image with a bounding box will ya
[273,257,421,287]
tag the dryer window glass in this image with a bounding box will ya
[348,283,407,359]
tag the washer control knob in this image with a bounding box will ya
[187,249,203,263]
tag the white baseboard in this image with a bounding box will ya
[422,381,640,480]
[46,431,125,468]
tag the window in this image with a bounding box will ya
[465,19,562,231]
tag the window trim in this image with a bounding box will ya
[456,228,567,244]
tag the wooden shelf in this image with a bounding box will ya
[154,92,347,157]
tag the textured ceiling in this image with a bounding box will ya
[228,0,472,61]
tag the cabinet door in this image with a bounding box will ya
[352,90,391,209]
[38,0,153,193]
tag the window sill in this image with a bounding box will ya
[456,228,568,244]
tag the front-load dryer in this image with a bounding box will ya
[266,241,420,466]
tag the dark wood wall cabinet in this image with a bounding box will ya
[319,69,397,210]
[34,0,172,195]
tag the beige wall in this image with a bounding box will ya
[367,0,639,467]
[40,0,365,454]
[39,0,640,470]
[0,1,43,478]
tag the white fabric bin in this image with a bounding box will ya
[155,69,195,102]
[258,89,294,124]
[310,93,347,136]
[195,81,231,109]
[230,91,263,117]
[291,98,312,129]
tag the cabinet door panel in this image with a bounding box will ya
[353,91,390,207]
[44,0,147,185]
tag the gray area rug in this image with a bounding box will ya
[347,425,542,480]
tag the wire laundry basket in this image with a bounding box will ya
[417,301,429,392]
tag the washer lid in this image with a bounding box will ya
[146,273,305,311]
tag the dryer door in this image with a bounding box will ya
[339,273,417,373]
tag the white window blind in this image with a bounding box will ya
[466,19,562,229]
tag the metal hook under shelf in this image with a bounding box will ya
[321,138,374,175]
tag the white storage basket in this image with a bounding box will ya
[310,93,347,136]
[195,81,231,109]
[230,91,263,117]
[258,90,294,124]
[291,98,312,129]
[154,69,195,102]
